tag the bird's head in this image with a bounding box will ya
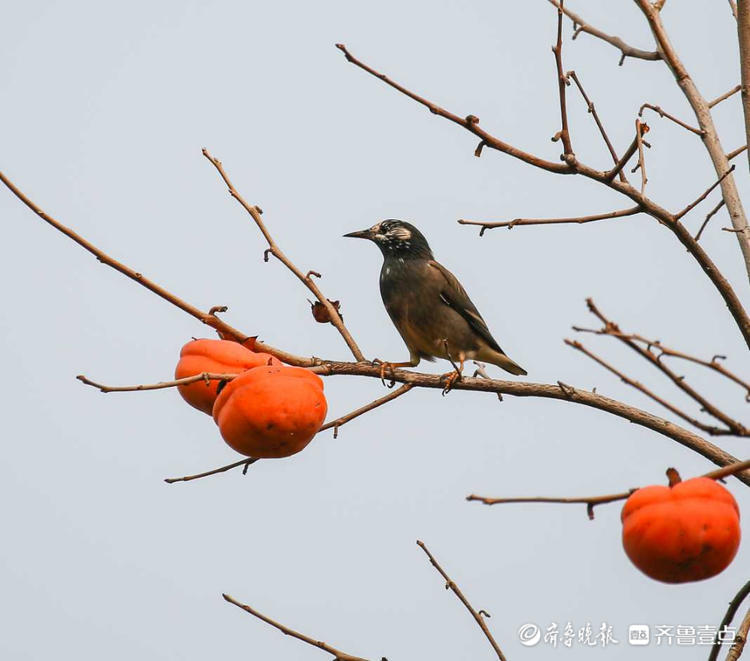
[344,219,433,259]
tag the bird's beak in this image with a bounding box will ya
[343,228,373,240]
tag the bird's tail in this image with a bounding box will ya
[481,348,527,376]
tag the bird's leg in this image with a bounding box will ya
[441,342,465,395]
[371,358,419,388]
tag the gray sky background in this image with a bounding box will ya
[2,1,749,659]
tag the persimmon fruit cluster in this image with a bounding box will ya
[175,339,327,458]
[621,471,741,583]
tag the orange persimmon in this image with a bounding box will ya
[175,339,280,415]
[212,364,327,458]
[621,474,740,583]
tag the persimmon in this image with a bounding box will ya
[212,364,327,458]
[621,471,740,583]
[175,339,280,415]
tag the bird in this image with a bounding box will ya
[344,219,526,390]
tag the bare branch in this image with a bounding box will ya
[318,384,413,438]
[164,385,414,483]
[164,459,258,484]
[709,580,750,661]
[201,149,365,362]
[604,133,640,182]
[737,0,750,173]
[335,44,574,174]
[639,103,704,136]
[695,199,726,241]
[567,71,624,179]
[565,338,738,436]
[552,1,574,157]
[635,0,750,278]
[77,372,237,393]
[675,166,736,220]
[547,0,661,63]
[458,206,642,235]
[709,84,741,108]
[633,119,649,194]
[417,541,507,661]
[730,0,739,20]
[726,609,750,661]
[222,593,371,661]
[728,144,749,160]
[575,299,748,436]
[468,459,750,517]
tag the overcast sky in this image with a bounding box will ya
[2,1,749,659]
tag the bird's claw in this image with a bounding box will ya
[371,359,397,388]
[441,370,463,396]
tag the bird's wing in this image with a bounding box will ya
[428,260,505,354]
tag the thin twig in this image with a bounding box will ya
[709,580,750,661]
[709,84,741,108]
[318,384,414,438]
[467,459,750,518]
[417,541,507,661]
[695,199,726,241]
[547,0,661,64]
[165,386,414,483]
[77,372,238,393]
[552,0,574,157]
[164,459,258,484]
[604,134,640,182]
[458,206,641,235]
[726,609,750,661]
[222,593,371,661]
[202,149,365,362]
[577,298,748,436]
[675,166,736,220]
[728,144,749,161]
[639,103,704,136]
[334,44,573,175]
[633,119,648,194]
[573,324,750,402]
[566,338,741,436]
[567,71,624,179]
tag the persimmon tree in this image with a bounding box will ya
[2,1,750,659]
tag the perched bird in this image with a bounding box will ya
[344,219,526,388]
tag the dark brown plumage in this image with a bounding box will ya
[344,219,526,377]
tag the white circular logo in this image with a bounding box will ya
[518,623,541,647]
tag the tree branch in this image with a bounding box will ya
[458,206,642,235]
[565,338,738,437]
[710,580,750,661]
[547,0,661,64]
[222,593,372,661]
[636,0,750,279]
[567,70,625,179]
[201,149,365,362]
[695,199,726,241]
[709,84,741,108]
[417,541,507,661]
[726,609,750,661]
[467,459,750,519]
[77,372,238,393]
[552,0,574,157]
[163,385,414,483]
[575,298,749,436]
[639,103,704,136]
[334,43,574,174]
